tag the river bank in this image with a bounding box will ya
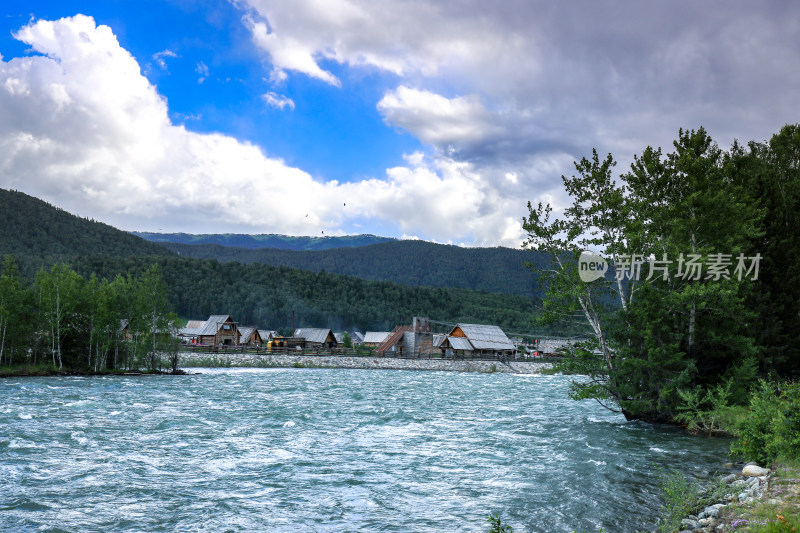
[660,461,800,532]
[179,352,552,374]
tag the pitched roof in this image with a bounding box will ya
[364,331,391,344]
[538,339,573,352]
[448,336,474,351]
[185,320,205,330]
[432,334,446,347]
[259,330,277,340]
[351,331,365,343]
[453,324,515,351]
[294,328,334,344]
[238,326,256,341]
[197,315,235,336]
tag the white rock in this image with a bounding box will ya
[742,464,770,477]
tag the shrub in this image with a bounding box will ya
[730,380,800,465]
[486,514,513,533]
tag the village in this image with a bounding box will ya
[171,315,573,360]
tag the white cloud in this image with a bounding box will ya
[0,15,538,247]
[377,86,496,148]
[195,61,209,83]
[262,91,295,111]
[152,49,177,70]
[233,0,800,249]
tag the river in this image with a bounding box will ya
[0,369,730,532]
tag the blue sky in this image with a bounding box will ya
[1,1,799,246]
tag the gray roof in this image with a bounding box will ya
[198,315,235,336]
[239,326,256,342]
[351,331,365,343]
[453,324,515,351]
[294,328,335,344]
[334,332,344,343]
[259,330,277,340]
[364,331,390,344]
[447,336,474,351]
[538,339,573,353]
[432,334,446,347]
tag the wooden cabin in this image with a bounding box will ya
[196,315,240,346]
[294,328,338,349]
[238,326,263,347]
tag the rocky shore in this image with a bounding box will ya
[673,463,794,532]
[179,352,552,374]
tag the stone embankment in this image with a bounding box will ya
[179,353,552,374]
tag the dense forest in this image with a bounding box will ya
[0,188,567,336]
[0,189,172,276]
[69,255,568,335]
[133,232,395,250]
[155,240,549,298]
[526,124,800,424]
[0,258,177,372]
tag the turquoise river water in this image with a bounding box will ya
[1,369,730,532]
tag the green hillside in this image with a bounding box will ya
[0,188,563,334]
[133,232,395,250]
[0,188,172,274]
[70,255,565,334]
[156,240,548,298]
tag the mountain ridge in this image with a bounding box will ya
[133,231,395,251]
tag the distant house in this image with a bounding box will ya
[238,326,263,346]
[536,338,577,356]
[294,328,338,349]
[334,332,344,344]
[363,331,391,347]
[178,320,205,344]
[196,315,240,346]
[350,331,365,346]
[375,317,436,356]
[441,323,516,358]
[119,319,132,341]
[259,330,278,344]
[439,335,474,357]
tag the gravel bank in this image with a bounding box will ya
[180,353,552,374]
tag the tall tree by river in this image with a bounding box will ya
[523,125,800,421]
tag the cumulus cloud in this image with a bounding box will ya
[262,91,295,110]
[0,15,532,246]
[240,0,800,187]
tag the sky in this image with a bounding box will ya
[1,1,799,247]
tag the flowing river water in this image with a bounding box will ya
[1,369,730,532]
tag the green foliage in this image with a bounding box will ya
[0,258,178,373]
[152,239,550,299]
[523,125,798,421]
[486,513,513,533]
[674,380,741,435]
[71,255,549,334]
[731,381,800,465]
[342,331,353,349]
[0,188,171,276]
[655,469,730,533]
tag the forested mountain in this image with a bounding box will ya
[0,188,561,335]
[153,240,548,298]
[70,255,565,335]
[133,232,395,250]
[0,188,172,274]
